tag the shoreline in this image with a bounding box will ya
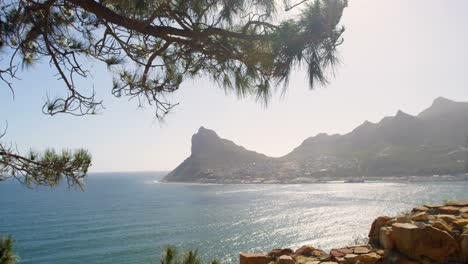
[240,200,468,264]
[159,177,468,185]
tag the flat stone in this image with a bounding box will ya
[321,262,339,264]
[411,212,431,221]
[344,253,358,260]
[305,262,320,264]
[330,249,345,258]
[335,257,345,264]
[375,249,385,255]
[446,200,468,206]
[432,220,452,232]
[412,206,429,212]
[337,248,353,255]
[392,222,418,229]
[396,216,411,223]
[357,252,381,263]
[454,219,468,227]
[425,204,444,208]
[438,206,460,214]
[240,253,267,264]
[346,244,369,248]
[460,207,468,214]
[295,256,319,264]
[462,213,468,219]
[436,214,458,223]
[353,247,370,254]
[277,255,295,264]
[344,257,356,264]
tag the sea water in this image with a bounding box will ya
[0,172,467,264]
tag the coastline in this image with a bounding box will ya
[241,200,468,264]
[160,175,468,185]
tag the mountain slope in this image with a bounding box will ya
[164,97,468,183]
[163,127,273,183]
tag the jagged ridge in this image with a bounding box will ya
[163,97,468,183]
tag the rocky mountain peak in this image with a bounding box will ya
[196,126,218,136]
[394,110,415,120]
[350,120,375,134]
[432,96,456,106]
[165,97,468,183]
[418,97,467,120]
[191,126,222,154]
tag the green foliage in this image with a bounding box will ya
[159,246,219,264]
[443,199,455,205]
[0,236,17,264]
[0,0,346,186]
[0,0,347,118]
[350,234,369,245]
[0,146,91,189]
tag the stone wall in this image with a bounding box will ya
[240,201,468,264]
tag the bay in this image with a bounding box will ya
[0,172,467,264]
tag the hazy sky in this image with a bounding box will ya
[1,0,468,172]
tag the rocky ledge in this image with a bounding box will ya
[240,200,468,264]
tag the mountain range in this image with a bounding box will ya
[163,97,468,183]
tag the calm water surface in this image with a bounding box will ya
[1,172,467,264]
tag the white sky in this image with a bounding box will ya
[1,0,468,172]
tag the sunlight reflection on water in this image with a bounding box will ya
[1,174,467,264]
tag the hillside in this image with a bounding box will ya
[163,97,468,183]
[163,127,274,183]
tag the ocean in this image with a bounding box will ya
[1,172,467,264]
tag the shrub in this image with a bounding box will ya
[160,246,220,264]
[0,236,17,264]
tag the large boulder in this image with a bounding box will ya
[368,216,391,244]
[391,223,458,262]
[240,253,267,264]
[461,234,468,263]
